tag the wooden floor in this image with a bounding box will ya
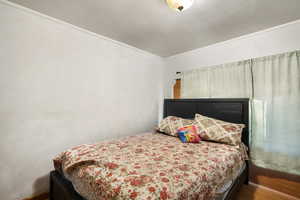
[40,185,298,200]
[235,185,299,200]
[249,163,300,198]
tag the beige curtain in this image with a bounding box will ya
[181,60,252,98]
[181,68,210,98]
[251,51,300,175]
[180,50,300,175]
[209,61,253,98]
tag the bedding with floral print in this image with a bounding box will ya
[54,133,248,200]
[158,116,195,136]
[194,114,245,146]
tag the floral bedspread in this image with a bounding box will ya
[54,133,247,200]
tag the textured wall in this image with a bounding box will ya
[0,1,163,199]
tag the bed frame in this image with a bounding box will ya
[50,98,249,200]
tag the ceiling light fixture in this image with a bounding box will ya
[166,0,194,12]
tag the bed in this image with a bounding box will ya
[50,98,249,200]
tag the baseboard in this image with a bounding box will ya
[249,182,300,200]
[23,192,49,200]
[249,163,300,198]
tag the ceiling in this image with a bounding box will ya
[8,0,300,57]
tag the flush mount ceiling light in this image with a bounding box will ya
[166,0,194,12]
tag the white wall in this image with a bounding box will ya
[0,1,163,199]
[164,20,300,97]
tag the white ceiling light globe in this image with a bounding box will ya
[166,0,194,12]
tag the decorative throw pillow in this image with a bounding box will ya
[178,125,201,143]
[158,116,195,137]
[194,113,245,146]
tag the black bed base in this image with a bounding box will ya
[50,170,83,200]
[49,167,248,200]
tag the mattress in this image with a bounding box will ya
[54,132,248,200]
[214,163,246,200]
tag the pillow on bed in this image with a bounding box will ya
[194,113,245,146]
[177,125,201,143]
[158,116,195,137]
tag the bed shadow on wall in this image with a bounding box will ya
[25,174,49,199]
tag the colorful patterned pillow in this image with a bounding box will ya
[177,125,201,143]
[194,113,245,146]
[158,116,195,137]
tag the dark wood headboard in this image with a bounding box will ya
[163,98,249,149]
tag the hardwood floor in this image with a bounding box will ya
[249,163,300,198]
[40,184,299,200]
[235,184,299,200]
[23,193,48,200]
